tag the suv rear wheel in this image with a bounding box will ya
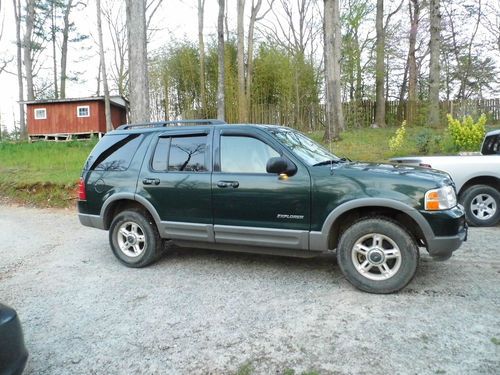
[109,210,162,267]
[337,218,418,294]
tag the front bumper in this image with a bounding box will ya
[426,223,468,260]
[420,205,467,260]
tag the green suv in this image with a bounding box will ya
[78,120,467,293]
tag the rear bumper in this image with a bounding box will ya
[78,213,105,230]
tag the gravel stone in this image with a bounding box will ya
[1,204,499,374]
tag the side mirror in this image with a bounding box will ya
[266,157,297,176]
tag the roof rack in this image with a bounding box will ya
[117,119,226,130]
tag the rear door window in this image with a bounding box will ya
[85,134,143,171]
[151,135,208,172]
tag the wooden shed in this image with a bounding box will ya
[24,96,128,141]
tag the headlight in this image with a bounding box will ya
[425,185,457,210]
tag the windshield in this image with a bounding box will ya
[269,128,340,166]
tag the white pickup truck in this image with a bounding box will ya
[392,130,500,227]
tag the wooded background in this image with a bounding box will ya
[1,0,499,140]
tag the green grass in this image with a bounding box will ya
[307,125,448,162]
[0,125,455,208]
[0,140,96,207]
[0,140,95,184]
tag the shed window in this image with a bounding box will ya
[77,106,90,117]
[34,108,47,120]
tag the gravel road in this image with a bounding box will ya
[1,204,499,374]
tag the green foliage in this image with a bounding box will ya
[388,121,407,152]
[149,40,321,130]
[446,113,486,151]
[414,128,442,154]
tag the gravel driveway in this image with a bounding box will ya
[1,204,499,374]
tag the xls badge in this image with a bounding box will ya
[277,214,304,220]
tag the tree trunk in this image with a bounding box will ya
[217,0,225,121]
[427,0,441,127]
[374,0,386,127]
[51,3,58,99]
[24,0,35,101]
[237,0,247,122]
[323,0,344,141]
[126,0,150,123]
[60,0,74,99]
[407,0,419,126]
[13,0,26,138]
[198,0,206,118]
[397,55,409,123]
[97,0,112,131]
[246,0,263,121]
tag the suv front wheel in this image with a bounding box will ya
[337,218,419,294]
[109,210,162,268]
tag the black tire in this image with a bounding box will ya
[109,209,162,267]
[459,185,500,227]
[336,217,419,294]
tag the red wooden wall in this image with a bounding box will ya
[27,100,127,135]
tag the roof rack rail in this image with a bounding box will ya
[117,119,226,130]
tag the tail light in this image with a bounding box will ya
[78,177,87,201]
[419,163,432,168]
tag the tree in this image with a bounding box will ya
[323,0,344,141]
[217,0,225,121]
[59,0,75,98]
[96,0,112,131]
[374,0,385,127]
[12,0,26,137]
[407,0,420,126]
[198,0,206,117]
[246,0,273,117]
[102,1,127,96]
[126,0,150,123]
[427,0,440,127]
[237,0,247,122]
[24,0,36,101]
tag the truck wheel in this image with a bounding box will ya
[459,185,500,227]
[109,210,162,267]
[336,218,418,294]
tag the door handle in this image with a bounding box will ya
[217,180,239,188]
[143,178,160,185]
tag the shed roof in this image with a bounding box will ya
[22,96,128,109]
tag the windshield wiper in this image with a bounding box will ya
[313,158,349,167]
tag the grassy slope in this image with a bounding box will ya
[0,141,96,207]
[0,126,445,207]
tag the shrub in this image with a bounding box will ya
[389,121,406,152]
[414,128,443,154]
[447,114,486,152]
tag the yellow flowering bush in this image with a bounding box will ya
[447,114,486,151]
[389,121,406,152]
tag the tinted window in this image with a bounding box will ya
[482,133,500,155]
[86,134,142,171]
[220,136,279,173]
[151,137,170,171]
[168,136,207,172]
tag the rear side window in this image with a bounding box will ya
[85,134,142,171]
[151,135,208,172]
[481,133,500,155]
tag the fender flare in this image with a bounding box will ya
[309,198,434,251]
[100,193,162,229]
